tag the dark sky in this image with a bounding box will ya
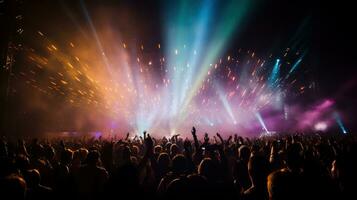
[21,0,356,95]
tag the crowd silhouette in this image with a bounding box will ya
[0,127,356,200]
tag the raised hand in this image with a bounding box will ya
[227,135,233,143]
[191,126,200,151]
[204,133,209,143]
[191,127,196,136]
[216,132,224,144]
[213,136,218,143]
[143,131,147,139]
[184,139,192,152]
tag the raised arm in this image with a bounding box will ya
[191,127,203,165]
[192,127,200,151]
[143,131,147,140]
[138,133,154,170]
[216,133,224,144]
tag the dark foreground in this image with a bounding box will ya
[1,128,356,200]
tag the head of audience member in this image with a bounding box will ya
[171,154,186,175]
[165,142,172,153]
[85,150,101,167]
[170,144,179,157]
[198,158,218,182]
[267,170,293,200]
[78,148,88,163]
[30,142,44,160]
[60,149,73,166]
[15,154,30,172]
[23,169,41,188]
[122,145,131,162]
[238,145,251,164]
[43,145,55,162]
[286,142,304,171]
[130,156,138,166]
[154,145,162,155]
[131,145,140,158]
[158,153,170,171]
[165,177,189,198]
[0,174,27,200]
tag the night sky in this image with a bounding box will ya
[21,0,356,99]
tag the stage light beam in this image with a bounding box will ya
[255,112,269,133]
[216,84,237,125]
[268,59,280,87]
[334,112,348,134]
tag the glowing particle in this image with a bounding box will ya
[60,80,67,85]
[51,45,57,50]
[67,62,74,69]
[74,76,81,82]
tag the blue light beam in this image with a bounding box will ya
[255,112,269,133]
[333,112,348,134]
[268,59,280,88]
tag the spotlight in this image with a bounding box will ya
[268,59,280,87]
[255,112,269,133]
[314,122,327,131]
[333,112,348,134]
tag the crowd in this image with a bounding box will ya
[0,127,356,200]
